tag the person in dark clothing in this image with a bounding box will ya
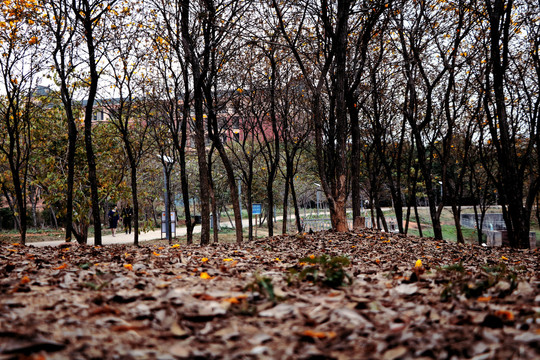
[122,206,133,234]
[108,205,120,237]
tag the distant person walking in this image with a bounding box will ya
[122,205,133,234]
[108,205,120,237]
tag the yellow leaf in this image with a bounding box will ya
[501,256,508,261]
[20,276,30,284]
[201,257,209,262]
[153,251,161,256]
[415,259,423,268]
[123,264,133,270]
[200,272,212,280]
[171,244,180,248]
[223,258,233,262]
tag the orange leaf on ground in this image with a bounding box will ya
[53,263,67,270]
[477,296,492,302]
[153,251,161,256]
[20,276,30,284]
[302,330,337,339]
[201,257,209,262]
[194,293,218,301]
[123,264,133,270]
[495,310,514,321]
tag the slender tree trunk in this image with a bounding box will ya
[65,113,77,242]
[452,205,465,244]
[180,91,193,244]
[375,196,388,232]
[79,9,102,246]
[282,172,290,235]
[50,206,58,230]
[214,142,243,243]
[29,185,38,228]
[130,163,140,246]
[349,102,363,230]
[290,177,302,233]
[2,188,20,232]
[208,152,219,244]
[9,161,27,244]
[414,199,423,238]
[247,181,253,241]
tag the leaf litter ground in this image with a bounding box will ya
[1,229,539,359]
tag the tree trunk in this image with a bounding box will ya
[29,185,38,228]
[414,198,423,238]
[193,94,211,246]
[290,177,303,233]
[50,206,58,230]
[329,197,348,232]
[130,162,140,246]
[246,181,253,241]
[452,205,465,244]
[79,7,102,246]
[282,172,290,235]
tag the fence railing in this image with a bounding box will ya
[288,217,399,233]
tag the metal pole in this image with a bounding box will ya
[316,189,320,218]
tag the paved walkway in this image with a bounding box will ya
[29,220,251,247]
[29,227,186,247]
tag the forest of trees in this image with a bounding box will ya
[0,0,538,248]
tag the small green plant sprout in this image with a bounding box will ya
[246,273,276,302]
[439,261,519,301]
[288,254,352,288]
